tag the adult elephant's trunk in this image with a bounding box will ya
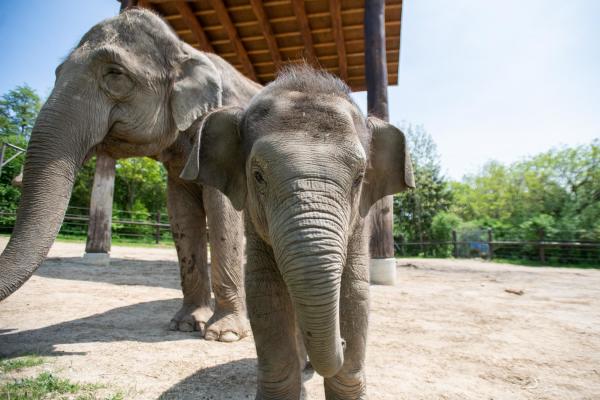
[270,188,349,378]
[0,89,107,300]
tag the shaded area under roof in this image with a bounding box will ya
[135,0,402,91]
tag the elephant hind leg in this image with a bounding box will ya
[167,177,212,333]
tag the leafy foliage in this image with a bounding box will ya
[451,140,600,241]
[0,85,42,140]
[393,124,453,252]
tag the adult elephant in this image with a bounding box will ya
[0,9,261,342]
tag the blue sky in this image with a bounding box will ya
[1,0,598,179]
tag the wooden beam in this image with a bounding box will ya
[328,0,347,81]
[137,0,149,8]
[119,0,137,12]
[249,0,282,67]
[174,1,214,52]
[290,0,317,63]
[208,0,257,81]
[86,153,116,255]
[365,0,394,260]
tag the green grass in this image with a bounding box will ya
[0,372,124,400]
[0,356,124,400]
[0,356,44,373]
[0,233,174,249]
[1,372,82,399]
[55,234,175,248]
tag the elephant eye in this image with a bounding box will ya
[353,174,364,188]
[106,67,122,75]
[254,171,265,185]
[102,64,134,99]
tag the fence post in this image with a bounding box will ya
[155,211,161,244]
[487,228,493,260]
[538,228,545,263]
[452,230,458,258]
[398,234,405,256]
[0,143,5,178]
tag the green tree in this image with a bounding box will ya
[114,157,167,215]
[0,85,40,217]
[0,85,42,140]
[451,140,600,241]
[393,124,452,253]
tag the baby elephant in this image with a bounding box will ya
[181,67,414,399]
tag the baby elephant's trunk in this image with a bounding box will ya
[270,192,349,378]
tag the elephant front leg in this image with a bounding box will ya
[246,231,303,400]
[324,236,370,399]
[167,178,213,333]
[202,186,249,342]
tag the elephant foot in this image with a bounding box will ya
[169,303,213,333]
[204,309,250,342]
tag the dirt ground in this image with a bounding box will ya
[0,238,599,400]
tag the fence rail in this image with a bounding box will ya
[396,228,600,265]
[0,207,598,264]
[0,207,173,244]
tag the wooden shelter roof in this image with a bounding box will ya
[136,0,402,91]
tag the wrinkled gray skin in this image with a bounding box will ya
[0,9,261,342]
[182,67,415,399]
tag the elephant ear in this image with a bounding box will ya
[180,107,247,210]
[360,117,415,217]
[170,50,222,132]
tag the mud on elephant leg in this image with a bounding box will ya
[167,177,213,333]
[324,251,370,400]
[203,186,249,342]
[246,231,304,400]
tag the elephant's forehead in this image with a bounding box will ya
[250,134,366,172]
[247,91,361,141]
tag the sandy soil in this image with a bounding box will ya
[0,238,599,399]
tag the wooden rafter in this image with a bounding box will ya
[249,0,282,67]
[328,0,347,81]
[174,2,214,52]
[208,0,257,81]
[147,1,402,89]
[290,0,317,63]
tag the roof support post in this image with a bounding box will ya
[119,0,137,12]
[85,2,129,263]
[365,0,395,284]
[84,152,116,264]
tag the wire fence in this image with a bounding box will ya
[0,207,598,265]
[0,206,173,245]
[395,228,600,265]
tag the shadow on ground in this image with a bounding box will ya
[158,359,315,400]
[0,298,192,358]
[159,358,257,400]
[35,257,181,290]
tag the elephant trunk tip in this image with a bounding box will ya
[307,336,345,378]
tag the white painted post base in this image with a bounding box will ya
[369,257,397,285]
[82,252,110,266]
